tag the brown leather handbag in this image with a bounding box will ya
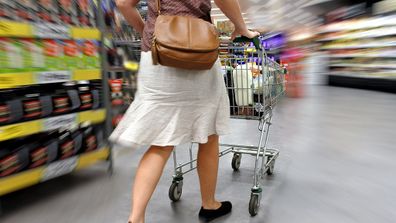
[151,0,220,70]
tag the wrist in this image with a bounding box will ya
[236,26,249,35]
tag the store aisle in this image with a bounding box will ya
[2,86,396,223]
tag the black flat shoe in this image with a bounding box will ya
[199,201,232,222]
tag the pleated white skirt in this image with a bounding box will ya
[109,52,230,148]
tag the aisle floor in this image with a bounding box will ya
[2,86,396,223]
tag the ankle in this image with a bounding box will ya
[128,219,144,223]
[202,200,221,210]
[129,215,144,223]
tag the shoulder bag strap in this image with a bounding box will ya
[156,0,161,15]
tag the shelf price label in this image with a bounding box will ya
[43,114,77,131]
[0,20,32,37]
[42,157,78,181]
[33,23,70,39]
[0,125,25,141]
[36,71,72,84]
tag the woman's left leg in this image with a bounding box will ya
[128,146,174,223]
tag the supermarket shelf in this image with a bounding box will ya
[330,72,396,80]
[0,147,110,196]
[330,64,396,69]
[113,40,141,46]
[319,15,396,33]
[0,69,101,89]
[329,53,396,58]
[108,66,127,72]
[0,109,106,142]
[0,20,100,40]
[321,42,396,50]
[329,73,396,93]
[319,27,396,41]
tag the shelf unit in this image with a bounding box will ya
[0,0,113,202]
[0,20,101,40]
[318,15,396,92]
[0,147,110,196]
[0,69,101,89]
[0,109,106,142]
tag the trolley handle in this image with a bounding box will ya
[233,36,262,50]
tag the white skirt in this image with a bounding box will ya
[109,52,230,148]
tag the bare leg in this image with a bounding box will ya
[197,135,222,209]
[129,146,174,223]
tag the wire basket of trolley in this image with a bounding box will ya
[166,36,286,216]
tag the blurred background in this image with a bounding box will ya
[0,0,396,223]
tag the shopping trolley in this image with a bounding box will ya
[167,37,286,216]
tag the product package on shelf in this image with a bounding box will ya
[109,79,124,106]
[75,0,96,27]
[38,0,59,23]
[0,38,24,73]
[78,40,100,69]
[56,0,78,25]
[42,39,64,71]
[77,81,100,111]
[0,0,17,21]
[0,141,30,177]
[63,40,82,70]
[21,38,46,72]
[0,121,105,178]
[15,0,38,22]
[0,90,23,126]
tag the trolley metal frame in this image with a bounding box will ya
[167,43,286,216]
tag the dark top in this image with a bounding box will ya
[141,0,212,52]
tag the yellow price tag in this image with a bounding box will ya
[0,73,34,89]
[0,121,41,141]
[0,21,33,37]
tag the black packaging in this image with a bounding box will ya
[0,142,30,177]
[29,132,59,168]
[52,83,81,115]
[81,123,97,152]
[58,130,75,160]
[70,125,83,155]
[0,91,23,126]
[22,93,43,120]
[78,81,94,110]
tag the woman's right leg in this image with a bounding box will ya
[129,146,174,223]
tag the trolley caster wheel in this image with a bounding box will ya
[168,181,183,202]
[231,153,242,171]
[249,193,260,216]
[266,158,275,175]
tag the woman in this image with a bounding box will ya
[112,0,259,222]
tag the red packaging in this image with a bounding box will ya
[109,79,124,106]
[38,0,58,23]
[15,0,38,22]
[57,0,78,25]
[29,146,48,168]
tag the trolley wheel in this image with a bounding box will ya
[249,193,260,216]
[231,153,242,171]
[168,181,183,202]
[266,158,275,175]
